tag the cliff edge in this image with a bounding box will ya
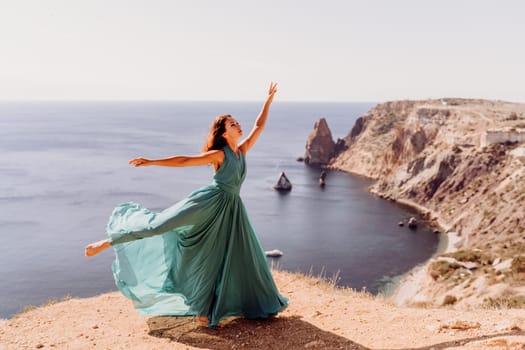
[1,270,524,349]
[323,98,525,308]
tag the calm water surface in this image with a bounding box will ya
[0,101,439,318]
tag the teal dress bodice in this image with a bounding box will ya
[106,146,287,327]
[212,146,245,194]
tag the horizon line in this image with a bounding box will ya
[0,97,523,104]
[0,98,379,103]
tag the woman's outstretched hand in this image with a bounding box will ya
[85,239,111,257]
[267,82,278,104]
[129,157,152,167]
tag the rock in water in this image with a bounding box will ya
[273,171,292,191]
[408,217,418,229]
[305,118,336,166]
[265,249,283,257]
[319,171,327,187]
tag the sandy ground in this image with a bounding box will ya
[1,270,524,350]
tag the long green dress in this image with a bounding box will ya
[106,145,288,327]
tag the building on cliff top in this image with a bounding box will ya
[482,127,525,146]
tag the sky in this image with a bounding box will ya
[1,0,524,102]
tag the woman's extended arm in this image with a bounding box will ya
[128,149,224,168]
[239,82,277,154]
[85,150,224,257]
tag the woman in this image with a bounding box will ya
[85,82,288,328]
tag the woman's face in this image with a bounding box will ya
[223,117,243,140]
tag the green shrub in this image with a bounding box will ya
[483,296,525,309]
[512,256,525,273]
[430,261,461,281]
[443,249,492,264]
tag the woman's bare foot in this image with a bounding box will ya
[85,239,111,257]
[196,316,209,326]
[218,316,239,328]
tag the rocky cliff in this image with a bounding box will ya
[304,118,337,165]
[325,99,525,308]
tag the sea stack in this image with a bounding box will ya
[273,171,292,191]
[304,118,336,166]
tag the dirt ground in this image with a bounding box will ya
[1,270,524,350]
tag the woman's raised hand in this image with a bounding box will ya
[267,82,278,103]
[128,157,152,167]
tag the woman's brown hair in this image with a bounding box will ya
[202,114,231,152]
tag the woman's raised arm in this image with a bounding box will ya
[239,82,277,154]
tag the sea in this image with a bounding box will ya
[0,101,440,319]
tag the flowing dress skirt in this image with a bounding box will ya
[106,147,288,327]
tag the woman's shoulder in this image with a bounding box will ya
[198,149,225,167]
[210,149,226,160]
[211,148,226,165]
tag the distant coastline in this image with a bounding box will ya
[323,98,525,307]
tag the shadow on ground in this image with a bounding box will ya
[147,315,368,349]
[148,316,525,350]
